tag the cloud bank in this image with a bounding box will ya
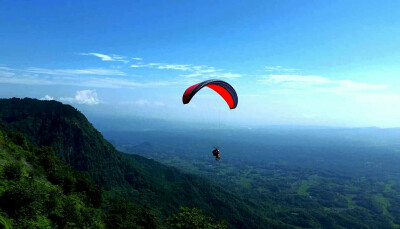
[40,95,54,100]
[60,90,100,105]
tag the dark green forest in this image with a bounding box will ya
[0,112,229,228]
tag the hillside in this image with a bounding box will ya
[0,125,232,228]
[0,98,285,228]
[0,128,105,228]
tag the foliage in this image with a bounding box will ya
[0,211,13,229]
[167,207,228,229]
[0,127,106,228]
[105,199,161,229]
[2,162,22,180]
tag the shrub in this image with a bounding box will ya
[3,162,22,180]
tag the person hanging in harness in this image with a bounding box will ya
[212,147,221,161]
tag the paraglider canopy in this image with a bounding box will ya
[182,79,238,109]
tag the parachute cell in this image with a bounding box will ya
[182,80,238,109]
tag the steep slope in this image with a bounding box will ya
[0,125,225,228]
[0,127,105,228]
[0,98,285,228]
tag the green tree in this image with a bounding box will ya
[0,179,48,219]
[105,199,161,229]
[167,207,228,229]
[2,162,22,180]
[0,211,13,229]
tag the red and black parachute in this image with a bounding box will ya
[182,80,238,109]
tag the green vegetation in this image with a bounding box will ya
[345,194,357,209]
[0,128,105,228]
[105,200,161,229]
[167,207,228,229]
[296,181,309,196]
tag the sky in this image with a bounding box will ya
[1,0,400,128]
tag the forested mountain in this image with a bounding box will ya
[0,98,283,228]
[0,128,105,228]
[0,125,229,228]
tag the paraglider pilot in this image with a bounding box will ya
[212,147,221,161]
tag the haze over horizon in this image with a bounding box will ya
[1,0,400,127]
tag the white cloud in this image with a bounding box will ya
[128,60,241,79]
[0,70,15,78]
[149,63,162,66]
[40,95,54,100]
[181,72,203,78]
[129,63,161,68]
[78,52,241,79]
[77,53,242,79]
[80,53,129,63]
[26,67,126,76]
[83,53,113,61]
[198,68,216,73]
[0,67,15,77]
[260,74,387,91]
[130,63,191,70]
[0,67,12,70]
[208,72,241,79]
[60,90,100,105]
[176,65,241,79]
[156,64,191,71]
[265,66,298,72]
[130,64,147,68]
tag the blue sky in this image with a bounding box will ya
[1,0,400,127]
